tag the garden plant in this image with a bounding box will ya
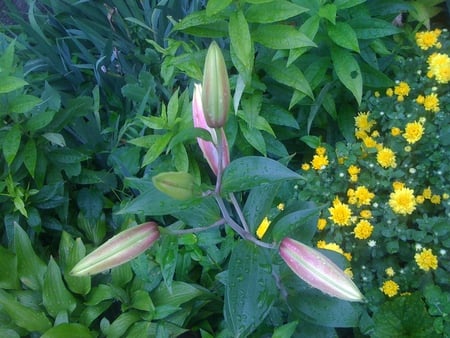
[0,0,449,337]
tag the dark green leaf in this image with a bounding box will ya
[41,323,94,338]
[330,45,362,105]
[104,311,141,338]
[318,3,337,24]
[224,241,276,337]
[2,124,21,166]
[142,132,172,166]
[221,156,302,193]
[239,120,266,156]
[0,246,20,289]
[23,138,37,178]
[151,281,206,308]
[25,109,57,132]
[246,1,308,23]
[253,24,316,49]
[158,235,178,292]
[229,10,253,78]
[350,17,401,39]
[328,22,359,52]
[0,76,28,93]
[9,94,41,114]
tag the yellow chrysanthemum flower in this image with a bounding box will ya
[415,29,442,50]
[360,209,372,219]
[354,112,376,132]
[311,154,329,170]
[394,81,410,97]
[416,95,425,104]
[415,248,438,271]
[389,187,417,215]
[442,193,449,200]
[403,121,424,144]
[427,52,450,84]
[363,136,378,148]
[348,165,360,175]
[416,195,425,204]
[317,218,327,231]
[354,186,375,207]
[431,195,441,204]
[386,88,394,96]
[301,163,310,171]
[354,220,374,239]
[381,280,399,297]
[377,147,397,168]
[256,217,271,239]
[392,181,404,191]
[391,127,401,136]
[423,187,432,199]
[385,267,395,277]
[423,93,440,112]
[315,146,326,156]
[328,197,353,226]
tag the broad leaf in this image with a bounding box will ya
[350,17,401,39]
[224,240,276,337]
[0,76,28,93]
[9,94,42,114]
[246,1,308,23]
[253,24,316,50]
[221,156,302,193]
[41,323,93,338]
[331,45,362,105]
[2,124,21,166]
[229,10,253,81]
[328,22,360,52]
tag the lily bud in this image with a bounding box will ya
[70,222,159,276]
[202,41,230,128]
[193,83,230,176]
[152,171,201,201]
[279,237,365,302]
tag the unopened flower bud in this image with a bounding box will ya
[202,41,230,128]
[193,83,230,175]
[71,222,159,276]
[279,237,365,302]
[152,171,201,201]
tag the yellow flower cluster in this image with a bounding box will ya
[414,248,438,271]
[381,280,399,297]
[317,240,352,261]
[353,220,373,240]
[415,29,442,50]
[347,165,360,182]
[348,186,375,207]
[403,120,424,144]
[416,186,443,205]
[416,93,440,112]
[393,81,410,101]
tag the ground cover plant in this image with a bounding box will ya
[0,0,449,337]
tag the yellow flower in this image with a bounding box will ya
[377,147,397,168]
[403,121,424,144]
[328,197,353,226]
[315,146,326,156]
[317,218,327,231]
[355,112,376,132]
[392,181,404,191]
[374,91,380,97]
[415,29,442,50]
[381,280,399,297]
[277,203,285,211]
[385,267,395,277]
[394,81,410,97]
[355,129,368,140]
[347,165,360,176]
[389,187,417,215]
[344,268,353,278]
[416,95,425,104]
[391,127,401,136]
[443,193,449,200]
[354,220,373,239]
[256,217,271,239]
[427,52,450,84]
[416,195,425,204]
[353,186,375,207]
[415,248,438,271]
[363,136,378,148]
[350,174,358,182]
[386,88,394,97]
[311,154,329,170]
[302,163,310,171]
[360,209,372,219]
[431,195,441,204]
[423,93,440,112]
[397,95,404,102]
[422,187,432,199]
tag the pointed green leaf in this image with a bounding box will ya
[151,281,206,308]
[229,10,253,80]
[328,22,360,52]
[253,24,316,49]
[239,120,267,156]
[318,3,337,24]
[0,246,20,289]
[25,109,57,132]
[221,156,302,193]
[224,241,276,337]
[350,17,401,39]
[142,132,172,166]
[246,0,308,23]
[0,40,16,71]
[23,139,37,178]
[331,45,362,105]
[206,0,232,16]
[14,222,47,290]
[0,289,51,333]
[2,124,22,166]
[41,323,94,338]
[43,257,77,317]
[0,76,28,93]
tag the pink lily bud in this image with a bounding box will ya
[202,41,230,128]
[70,222,159,276]
[279,237,365,302]
[193,83,230,176]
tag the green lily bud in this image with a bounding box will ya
[70,222,159,276]
[152,171,200,201]
[202,41,231,128]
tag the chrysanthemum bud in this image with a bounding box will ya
[202,41,230,128]
[279,237,365,302]
[71,222,159,276]
[152,171,201,201]
[193,83,230,175]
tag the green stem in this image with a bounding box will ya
[230,192,250,232]
[166,219,226,235]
